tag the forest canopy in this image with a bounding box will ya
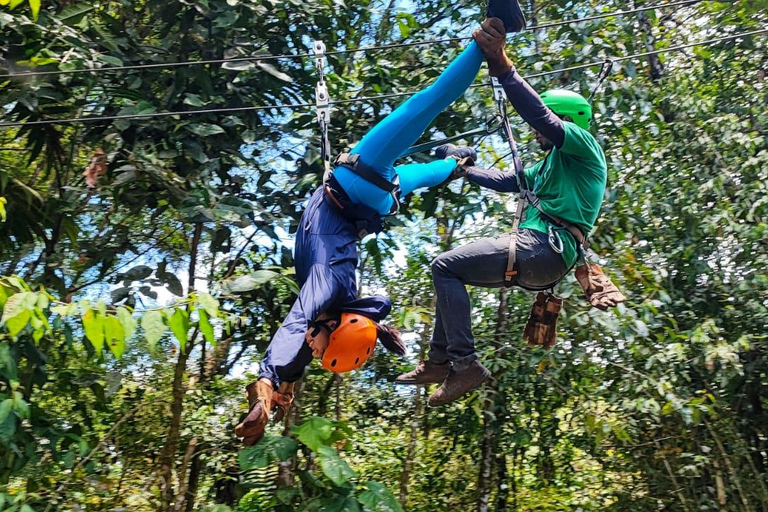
[0,0,767,510]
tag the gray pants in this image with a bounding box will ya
[428,229,568,368]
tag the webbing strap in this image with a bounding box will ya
[333,153,401,215]
[505,194,527,282]
[334,154,397,193]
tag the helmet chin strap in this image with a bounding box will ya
[308,317,338,338]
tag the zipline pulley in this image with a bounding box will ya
[313,40,332,181]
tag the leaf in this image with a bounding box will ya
[168,309,190,351]
[0,398,13,424]
[238,444,269,470]
[1,291,36,326]
[0,196,6,222]
[116,307,136,339]
[222,270,279,293]
[5,310,30,337]
[185,123,225,137]
[59,3,94,23]
[104,316,126,358]
[238,435,298,470]
[359,481,404,512]
[317,445,356,486]
[256,61,292,82]
[196,293,219,318]
[198,309,214,344]
[292,416,334,451]
[51,302,78,317]
[162,273,184,297]
[82,309,105,353]
[29,0,40,20]
[121,265,153,283]
[141,310,165,348]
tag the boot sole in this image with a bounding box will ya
[394,377,448,386]
[427,372,490,407]
[487,0,527,33]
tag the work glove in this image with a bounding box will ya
[575,263,627,311]
[235,380,295,445]
[523,292,562,349]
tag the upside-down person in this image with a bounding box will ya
[235,2,528,444]
[396,18,626,406]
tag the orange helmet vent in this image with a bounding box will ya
[321,313,377,373]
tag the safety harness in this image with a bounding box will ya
[492,78,588,288]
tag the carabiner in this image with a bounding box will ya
[548,226,563,254]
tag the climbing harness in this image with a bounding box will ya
[333,153,402,215]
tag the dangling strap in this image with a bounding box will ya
[505,189,527,282]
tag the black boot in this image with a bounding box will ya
[487,0,526,33]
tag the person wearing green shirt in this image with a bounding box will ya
[396,18,610,406]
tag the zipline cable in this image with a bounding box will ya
[1,27,765,129]
[0,0,706,80]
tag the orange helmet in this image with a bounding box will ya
[321,313,377,373]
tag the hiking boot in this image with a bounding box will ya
[395,360,451,385]
[487,0,526,33]
[235,379,274,446]
[435,144,477,165]
[428,360,491,406]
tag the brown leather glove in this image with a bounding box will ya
[235,379,274,446]
[271,382,295,423]
[575,263,627,311]
[473,18,514,77]
[235,380,295,445]
[523,292,563,349]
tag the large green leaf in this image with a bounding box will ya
[292,416,334,451]
[317,445,356,486]
[168,309,190,351]
[82,309,105,353]
[141,310,165,348]
[358,482,403,512]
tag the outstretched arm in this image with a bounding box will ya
[497,69,565,148]
[474,18,565,148]
[465,165,520,193]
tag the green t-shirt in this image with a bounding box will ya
[520,122,607,267]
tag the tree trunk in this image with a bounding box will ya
[158,346,191,510]
[399,323,430,506]
[277,378,303,488]
[476,402,495,512]
[477,289,510,511]
[158,222,202,511]
[495,452,509,511]
[633,0,664,80]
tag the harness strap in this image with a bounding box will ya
[520,190,587,246]
[333,153,401,215]
[504,193,527,282]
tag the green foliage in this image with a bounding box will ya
[0,0,766,510]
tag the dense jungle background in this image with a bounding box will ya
[1,0,767,509]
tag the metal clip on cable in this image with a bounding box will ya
[313,40,332,181]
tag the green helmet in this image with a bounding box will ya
[540,89,592,131]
